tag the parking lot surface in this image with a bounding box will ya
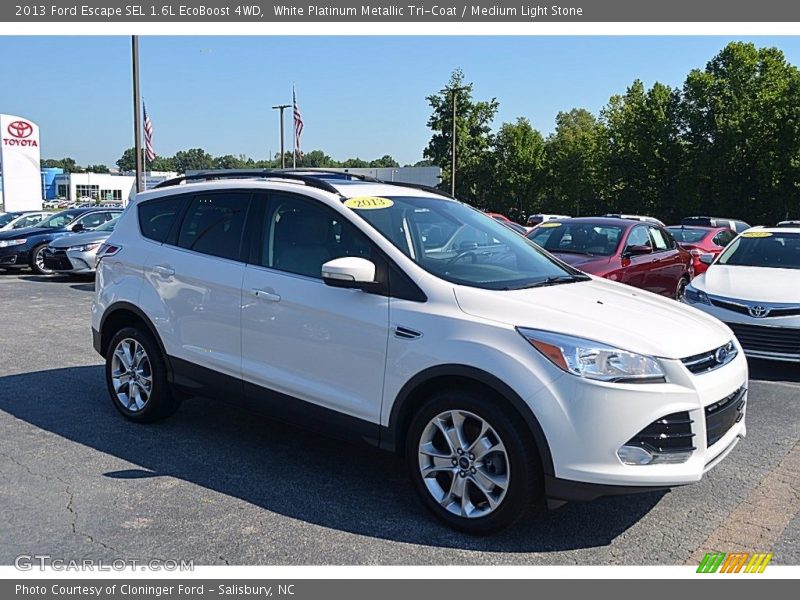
[1,273,798,565]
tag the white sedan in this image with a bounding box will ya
[684,227,800,362]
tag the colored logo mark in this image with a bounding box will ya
[697,552,773,573]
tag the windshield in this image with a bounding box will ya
[717,231,800,269]
[96,216,119,232]
[667,227,709,244]
[0,213,18,227]
[40,211,78,229]
[527,222,624,257]
[346,196,584,290]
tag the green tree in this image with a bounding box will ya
[341,157,369,168]
[369,155,400,168]
[149,155,178,172]
[423,68,498,202]
[297,150,338,168]
[173,148,215,173]
[489,118,546,217]
[681,42,800,223]
[543,109,606,216]
[86,164,110,173]
[116,148,136,172]
[41,157,82,172]
[601,80,684,220]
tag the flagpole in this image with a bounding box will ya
[132,36,144,194]
[292,84,297,169]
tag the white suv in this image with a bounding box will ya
[92,171,748,534]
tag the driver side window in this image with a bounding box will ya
[76,212,108,230]
[626,226,651,250]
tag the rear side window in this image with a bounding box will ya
[177,192,250,261]
[713,230,735,247]
[138,196,184,243]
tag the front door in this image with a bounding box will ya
[241,191,389,428]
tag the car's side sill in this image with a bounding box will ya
[169,356,382,449]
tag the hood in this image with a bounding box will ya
[694,265,800,303]
[454,277,730,359]
[0,225,53,240]
[49,230,111,249]
[551,253,612,273]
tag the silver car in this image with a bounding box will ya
[43,216,119,275]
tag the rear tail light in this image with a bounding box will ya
[95,243,122,265]
[689,249,703,257]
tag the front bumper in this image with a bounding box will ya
[528,347,748,491]
[0,245,32,268]
[43,247,98,274]
[684,296,800,361]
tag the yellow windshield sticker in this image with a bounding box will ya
[742,231,773,238]
[538,222,562,228]
[344,197,394,210]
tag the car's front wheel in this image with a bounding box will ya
[29,244,53,275]
[105,326,181,423]
[675,276,689,301]
[406,388,542,534]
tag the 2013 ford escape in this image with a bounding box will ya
[91,171,747,534]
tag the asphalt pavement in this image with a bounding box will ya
[0,272,798,565]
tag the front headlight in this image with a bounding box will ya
[67,242,101,253]
[517,328,666,383]
[684,284,710,305]
[0,238,26,248]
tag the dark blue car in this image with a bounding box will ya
[0,207,121,274]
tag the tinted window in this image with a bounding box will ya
[667,227,708,244]
[713,230,735,247]
[138,196,185,243]
[76,212,112,230]
[14,214,44,228]
[261,193,374,279]
[177,193,250,261]
[626,226,651,249]
[718,232,800,269]
[528,222,624,257]
[0,213,18,227]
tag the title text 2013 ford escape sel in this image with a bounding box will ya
[91,171,747,534]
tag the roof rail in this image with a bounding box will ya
[153,169,343,195]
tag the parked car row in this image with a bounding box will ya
[0,207,121,274]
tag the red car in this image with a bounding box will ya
[665,225,736,275]
[527,217,694,299]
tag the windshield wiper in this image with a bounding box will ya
[526,274,590,288]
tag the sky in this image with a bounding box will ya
[3,35,800,167]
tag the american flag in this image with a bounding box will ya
[143,102,156,162]
[293,86,304,157]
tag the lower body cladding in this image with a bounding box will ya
[43,248,97,274]
[531,351,748,501]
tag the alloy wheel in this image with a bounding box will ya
[34,246,53,274]
[417,409,510,519]
[110,338,153,412]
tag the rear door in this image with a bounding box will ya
[647,226,683,296]
[141,190,252,389]
[240,191,389,429]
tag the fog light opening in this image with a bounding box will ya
[617,445,654,465]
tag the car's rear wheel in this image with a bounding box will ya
[30,244,53,275]
[675,276,689,301]
[406,388,542,534]
[105,326,181,423]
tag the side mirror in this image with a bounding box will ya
[625,244,652,257]
[322,257,377,290]
[699,253,715,265]
[71,223,85,232]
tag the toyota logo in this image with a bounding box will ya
[748,305,770,318]
[7,120,33,139]
[715,345,730,364]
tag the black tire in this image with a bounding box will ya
[29,243,53,275]
[105,326,181,423]
[675,276,689,301]
[406,387,543,534]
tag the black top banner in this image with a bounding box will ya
[4,0,800,22]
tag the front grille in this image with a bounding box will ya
[625,411,696,454]
[681,341,737,375]
[705,387,746,447]
[712,298,800,318]
[43,250,73,271]
[726,322,800,356]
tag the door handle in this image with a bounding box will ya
[253,289,281,302]
[152,265,175,277]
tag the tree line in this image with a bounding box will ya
[425,42,800,225]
